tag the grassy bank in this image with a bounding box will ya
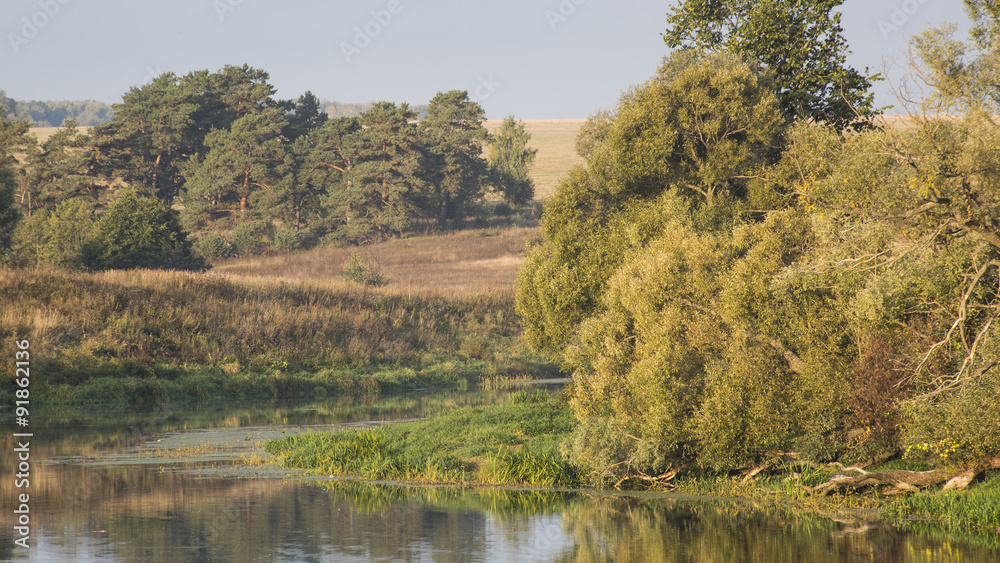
[0,227,558,408]
[672,461,1000,538]
[264,391,1000,538]
[265,389,578,486]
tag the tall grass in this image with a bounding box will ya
[0,228,560,408]
[884,471,1000,532]
[265,393,578,486]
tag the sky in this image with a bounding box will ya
[1,0,973,119]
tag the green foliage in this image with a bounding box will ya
[182,108,286,228]
[562,417,652,486]
[697,340,801,469]
[418,90,490,226]
[194,231,234,259]
[488,116,537,205]
[282,90,328,141]
[574,108,613,159]
[341,251,387,286]
[0,160,18,260]
[903,367,1000,466]
[230,221,273,257]
[601,50,782,204]
[519,25,1000,478]
[663,0,878,130]
[25,119,103,211]
[18,198,96,269]
[518,53,780,358]
[271,225,300,253]
[0,92,113,127]
[93,72,202,205]
[565,218,733,471]
[265,395,577,485]
[83,189,207,271]
[321,103,428,242]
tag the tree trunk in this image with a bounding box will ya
[439,194,449,229]
[152,152,162,194]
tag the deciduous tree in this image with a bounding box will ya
[664,0,878,130]
[488,116,537,205]
[83,189,206,271]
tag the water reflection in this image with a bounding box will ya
[2,391,1000,562]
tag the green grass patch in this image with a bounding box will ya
[884,471,1000,532]
[265,391,579,486]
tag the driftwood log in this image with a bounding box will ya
[794,459,1000,495]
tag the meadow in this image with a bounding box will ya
[0,225,557,408]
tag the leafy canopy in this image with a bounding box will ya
[663,0,878,130]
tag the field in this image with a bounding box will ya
[30,126,90,143]
[485,119,584,199]
[213,226,541,295]
[0,224,555,408]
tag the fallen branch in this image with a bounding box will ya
[613,468,680,491]
[798,459,1000,495]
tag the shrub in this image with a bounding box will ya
[341,251,387,286]
[272,225,300,253]
[82,190,206,271]
[903,368,1000,466]
[195,232,234,259]
[493,201,514,217]
[230,221,273,256]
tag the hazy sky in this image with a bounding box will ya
[1,0,972,119]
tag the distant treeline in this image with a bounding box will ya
[0,91,114,127]
[0,64,536,272]
[1,90,427,127]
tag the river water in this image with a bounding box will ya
[2,387,999,562]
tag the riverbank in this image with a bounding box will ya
[0,227,559,410]
[265,389,578,486]
[264,390,1000,543]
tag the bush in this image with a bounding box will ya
[341,251,387,286]
[493,201,514,217]
[230,221,273,256]
[903,368,1000,466]
[195,232,234,259]
[82,190,207,271]
[272,225,300,253]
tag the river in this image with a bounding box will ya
[2,386,999,562]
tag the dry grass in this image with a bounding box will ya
[30,126,92,143]
[485,119,584,200]
[0,224,560,406]
[212,226,541,296]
